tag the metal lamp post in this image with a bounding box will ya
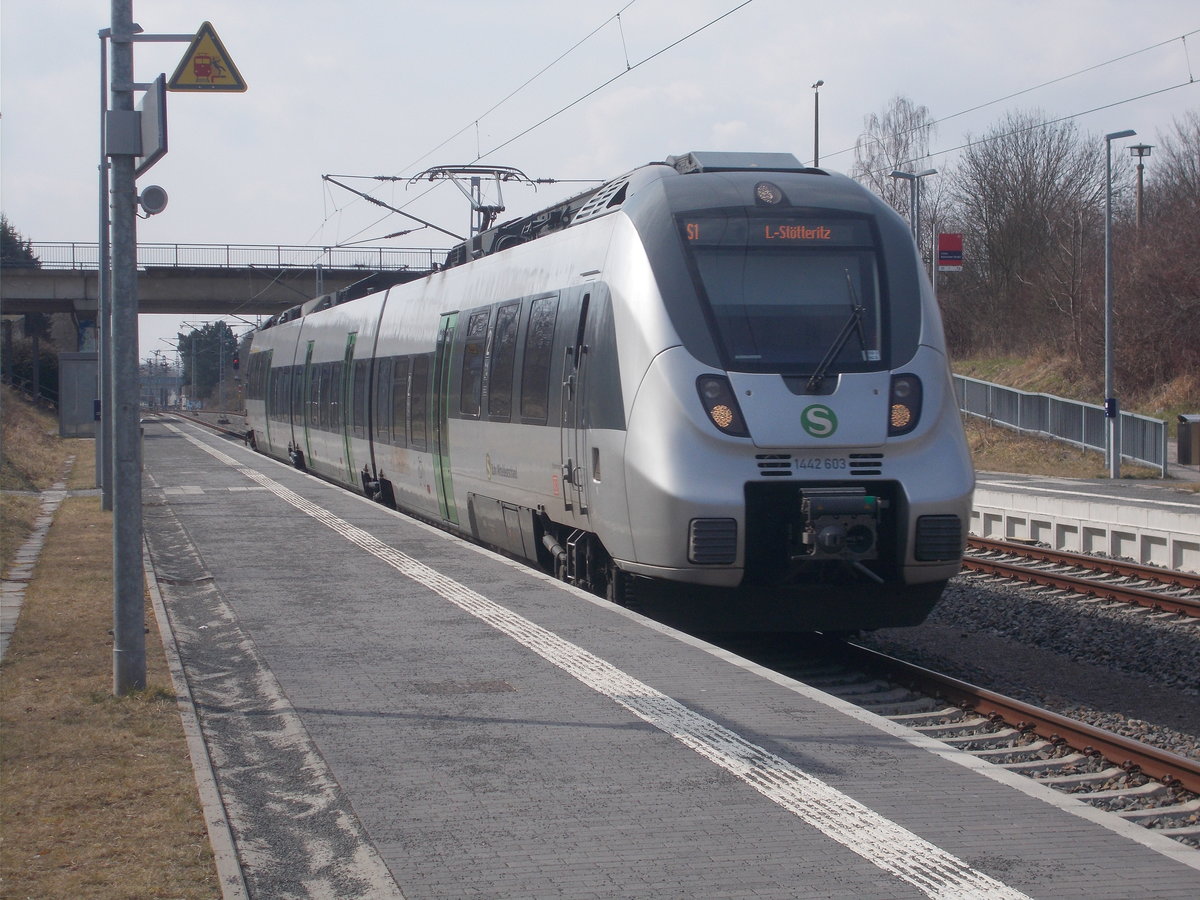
[1129,143,1153,229]
[890,169,937,272]
[811,80,824,167]
[1104,128,1136,479]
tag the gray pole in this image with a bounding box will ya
[1104,129,1135,480]
[110,0,146,694]
[98,29,114,510]
[913,179,922,252]
[811,80,823,167]
[1135,160,1144,230]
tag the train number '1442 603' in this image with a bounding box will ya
[796,457,848,470]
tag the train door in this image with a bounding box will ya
[432,312,460,525]
[301,340,315,465]
[341,333,358,484]
[559,289,592,518]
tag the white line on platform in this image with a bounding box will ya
[171,425,1031,900]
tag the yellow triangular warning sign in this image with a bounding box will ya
[168,22,247,92]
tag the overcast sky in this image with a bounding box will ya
[2,0,1197,362]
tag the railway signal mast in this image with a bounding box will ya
[101,2,245,695]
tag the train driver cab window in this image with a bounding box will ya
[487,302,520,420]
[680,213,885,375]
[520,295,559,422]
[460,310,490,417]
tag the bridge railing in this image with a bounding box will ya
[22,242,448,272]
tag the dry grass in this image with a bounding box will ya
[1,390,218,898]
[0,387,63,493]
[964,417,1164,481]
[0,497,218,898]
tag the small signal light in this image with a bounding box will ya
[232,354,240,371]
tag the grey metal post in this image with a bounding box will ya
[1104,129,1135,480]
[97,29,113,508]
[811,80,823,167]
[890,169,937,271]
[1130,143,1152,229]
[110,0,145,694]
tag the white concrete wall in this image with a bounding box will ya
[971,486,1200,573]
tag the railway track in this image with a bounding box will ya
[159,410,247,441]
[963,536,1200,618]
[743,637,1200,848]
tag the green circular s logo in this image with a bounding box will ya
[801,404,838,438]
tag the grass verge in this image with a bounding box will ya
[1,392,218,898]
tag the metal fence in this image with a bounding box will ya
[953,374,1168,476]
[23,242,448,272]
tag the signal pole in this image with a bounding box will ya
[108,0,145,694]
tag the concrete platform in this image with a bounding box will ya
[140,417,1200,898]
[973,472,1200,572]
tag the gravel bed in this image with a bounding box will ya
[856,574,1200,762]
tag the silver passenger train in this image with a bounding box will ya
[244,151,973,631]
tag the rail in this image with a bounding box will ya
[17,242,448,273]
[844,641,1200,795]
[953,374,1168,477]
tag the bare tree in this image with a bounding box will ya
[944,110,1107,354]
[850,95,937,213]
[1144,109,1200,218]
[1116,112,1200,393]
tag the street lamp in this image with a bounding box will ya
[890,169,938,270]
[811,80,824,167]
[1129,143,1153,229]
[1104,128,1136,479]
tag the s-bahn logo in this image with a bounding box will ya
[801,404,838,438]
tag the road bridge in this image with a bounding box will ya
[1,242,447,318]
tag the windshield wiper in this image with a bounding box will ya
[806,271,868,392]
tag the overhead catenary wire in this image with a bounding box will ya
[316,1,756,247]
[828,29,1200,170]
[477,1,756,162]
[317,0,648,246]
[318,13,1195,248]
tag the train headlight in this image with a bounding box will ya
[888,374,922,436]
[696,375,750,437]
[754,181,783,205]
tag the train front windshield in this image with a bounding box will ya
[680,213,886,375]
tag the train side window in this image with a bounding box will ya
[352,358,370,438]
[309,363,323,430]
[487,302,520,420]
[329,364,342,432]
[374,358,393,441]
[288,365,300,425]
[409,355,430,451]
[520,295,559,422]
[459,310,490,417]
[273,366,289,422]
[296,365,307,427]
[391,357,410,446]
